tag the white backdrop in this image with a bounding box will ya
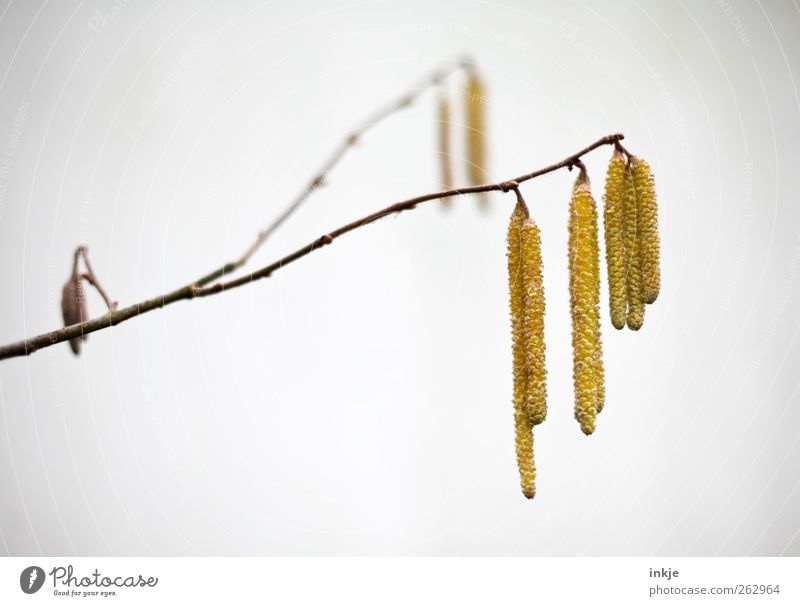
[1,0,799,555]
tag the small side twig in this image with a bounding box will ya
[192,58,473,288]
[78,247,117,312]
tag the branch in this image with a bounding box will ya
[0,132,624,361]
[192,57,472,287]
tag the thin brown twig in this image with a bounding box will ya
[78,247,117,312]
[0,132,624,361]
[192,57,472,287]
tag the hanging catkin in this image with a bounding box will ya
[507,201,527,420]
[465,71,488,208]
[437,93,453,198]
[507,198,544,498]
[568,168,605,434]
[623,164,645,330]
[514,408,536,499]
[589,193,606,416]
[603,149,628,330]
[631,156,661,304]
[521,217,547,425]
[507,202,534,498]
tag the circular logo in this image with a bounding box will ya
[20,566,45,594]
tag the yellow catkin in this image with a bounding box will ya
[603,149,628,330]
[623,164,645,330]
[589,190,606,416]
[521,218,547,425]
[465,71,488,208]
[508,202,536,498]
[507,202,527,419]
[514,408,536,499]
[568,170,605,434]
[631,156,661,304]
[437,94,453,200]
[507,202,543,498]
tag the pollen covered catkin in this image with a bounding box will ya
[514,408,536,499]
[603,149,628,330]
[589,195,606,416]
[568,169,605,434]
[437,93,454,197]
[465,72,488,208]
[508,202,537,498]
[507,202,527,419]
[521,218,547,425]
[623,164,645,330]
[631,156,661,304]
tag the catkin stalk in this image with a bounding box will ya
[568,169,605,434]
[630,156,661,304]
[603,149,628,330]
[437,93,453,199]
[623,164,645,330]
[521,218,547,425]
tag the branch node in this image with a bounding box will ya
[321,234,334,245]
[499,180,519,193]
[567,157,584,172]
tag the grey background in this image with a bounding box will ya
[0,0,799,556]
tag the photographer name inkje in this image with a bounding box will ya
[46,565,157,595]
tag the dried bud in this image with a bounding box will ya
[568,170,605,434]
[603,149,628,329]
[61,271,88,355]
[630,156,661,304]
